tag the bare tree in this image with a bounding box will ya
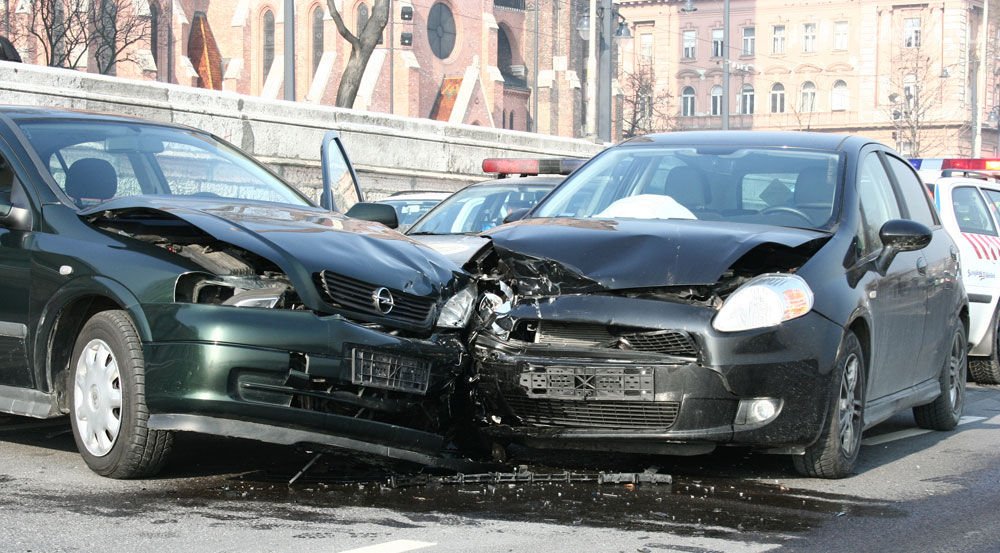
[326,0,390,108]
[89,0,151,75]
[12,0,90,69]
[619,65,675,139]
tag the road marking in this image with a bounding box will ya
[338,540,436,553]
[862,416,987,446]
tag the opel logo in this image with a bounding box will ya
[372,287,395,315]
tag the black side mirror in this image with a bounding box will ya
[345,202,399,229]
[503,208,530,224]
[875,219,931,273]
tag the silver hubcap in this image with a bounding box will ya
[839,353,863,456]
[73,339,123,457]
[948,331,966,413]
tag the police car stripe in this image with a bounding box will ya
[964,233,985,259]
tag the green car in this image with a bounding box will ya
[0,107,477,478]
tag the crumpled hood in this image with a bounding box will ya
[484,217,829,291]
[81,196,462,299]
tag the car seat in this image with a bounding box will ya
[65,158,118,207]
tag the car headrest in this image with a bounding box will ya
[663,166,711,209]
[65,158,118,205]
[794,166,835,205]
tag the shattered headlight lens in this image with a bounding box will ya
[222,287,285,308]
[436,284,477,329]
[712,274,813,332]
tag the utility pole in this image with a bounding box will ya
[283,0,296,101]
[597,0,613,142]
[973,0,989,156]
[721,0,730,130]
[585,0,598,139]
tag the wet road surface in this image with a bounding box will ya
[1,385,999,552]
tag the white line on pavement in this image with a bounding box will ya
[338,540,436,553]
[861,415,987,446]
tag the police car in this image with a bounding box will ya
[921,163,1000,384]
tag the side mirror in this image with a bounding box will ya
[345,202,399,229]
[875,219,931,273]
[502,208,530,224]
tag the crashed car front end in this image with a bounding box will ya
[467,219,842,455]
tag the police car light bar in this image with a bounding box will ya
[482,158,585,177]
[941,158,1000,171]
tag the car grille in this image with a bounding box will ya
[534,322,697,357]
[351,347,432,395]
[316,271,436,327]
[503,396,680,429]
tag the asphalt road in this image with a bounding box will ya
[1,385,999,553]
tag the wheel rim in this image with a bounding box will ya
[948,330,967,414]
[838,353,863,456]
[73,339,123,457]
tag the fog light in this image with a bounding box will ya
[735,398,783,426]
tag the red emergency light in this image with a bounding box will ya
[482,158,585,177]
[941,158,1000,172]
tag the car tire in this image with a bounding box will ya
[969,309,1000,385]
[69,310,173,478]
[913,323,967,431]
[792,331,865,479]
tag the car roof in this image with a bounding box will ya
[628,130,868,151]
[0,105,205,134]
[466,175,563,188]
[931,176,1000,191]
[377,192,451,201]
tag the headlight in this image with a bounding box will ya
[712,274,813,332]
[221,287,285,308]
[436,284,477,329]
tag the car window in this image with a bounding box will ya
[951,186,997,236]
[0,154,12,206]
[48,141,144,200]
[982,188,1000,215]
[857,152,902,255]
[409,184,553,235]
[885,154,937,227]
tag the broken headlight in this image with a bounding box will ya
[436,284,477,329]
[221,287,286,308]
[712,274,813,332]
[175,273,297,309]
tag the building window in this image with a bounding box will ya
[683,30,696,58]
[904,17,921,48]
[803,23,816,53]
[510,111,516,130]
[262,9,275,79]
[711,85,722,115]
[640,33,654,64]
[831,80,848,111]
[312,5,325,76]
[772,25,785,54]
[770,83,785,113]
[682,86,696,116]
[150,2,160,66]
[740,84,754,114]
[427,3,457,59]
[800,81,816,112]
[712,29,724,57]
[357,3,369,34]
[742,27,755,56]
[834,21,848,50]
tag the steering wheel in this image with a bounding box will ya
[759,205,815,225]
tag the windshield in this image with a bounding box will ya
[408,182,554,235]
[378,198,445,230]
[533,146,842,230]
[17,120,311,209]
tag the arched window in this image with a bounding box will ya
[149,2,160,67]
[710,85,722,116]
[681,86,696,116]
[800,81,816,112]
[740,84,754,115]
[498,26,524,87]
[357,3,369,35]
[262,9,275,80]
[831,80,848,111]
[770,83,785,113]
[312,6,325,76]
[502,110,508,129]
[510,111,516,130]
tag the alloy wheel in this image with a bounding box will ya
[948,330,966,414]
[838,353,863,456]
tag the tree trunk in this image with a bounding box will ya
[326,0,389,109]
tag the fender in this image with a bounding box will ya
[33,274,151,394]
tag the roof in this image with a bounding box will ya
[628,130,872,151]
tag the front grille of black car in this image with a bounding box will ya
[316,271,436,327]
[503,396,680,429]
[533,322,697,358]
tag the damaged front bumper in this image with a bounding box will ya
[140,303,471,468]
[472,294,844,455]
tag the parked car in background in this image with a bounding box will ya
[0,107,477,478]
[406,158,582,264]
[467,131,968,479]
[923,169,1000,384]
[374,190,451,232]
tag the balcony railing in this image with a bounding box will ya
[494,0,526,10]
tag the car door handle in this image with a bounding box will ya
[916,258,927,275]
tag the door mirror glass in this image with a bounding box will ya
[320,131,364,213]
[344,202,399,229]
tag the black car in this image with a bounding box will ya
[467,131,968,478]
[0,107,477,477]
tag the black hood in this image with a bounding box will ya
[484,217,829,291]
[81,197,463,300]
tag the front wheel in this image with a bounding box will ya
[913,323,967,430]
[793,331,865,479]
[969,308,1000,384]
[69,310,173,478]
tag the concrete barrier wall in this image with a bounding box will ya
[0,62,603,201]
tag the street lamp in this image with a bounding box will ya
[681,0,730,130]
[576,1,632,142]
